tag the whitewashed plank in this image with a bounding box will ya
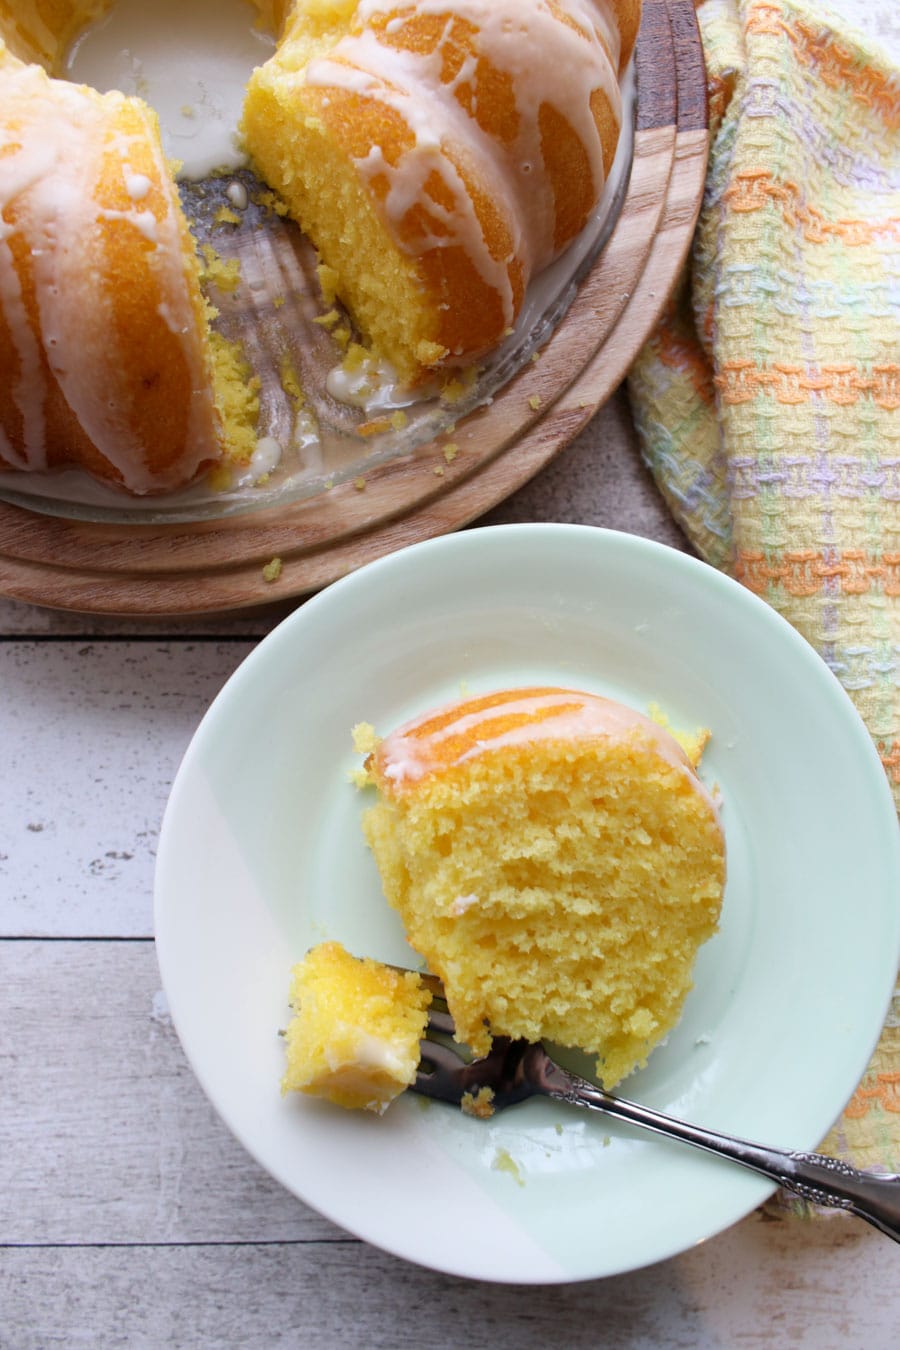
[0,595,291,638]
[0,641,255,937]
[0,941,338,1244]
[1,1219,897,1350]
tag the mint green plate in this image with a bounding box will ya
[154,524,900,1282]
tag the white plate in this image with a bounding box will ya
[154,524,900,1282]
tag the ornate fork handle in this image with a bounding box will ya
[540,1058,900,1243]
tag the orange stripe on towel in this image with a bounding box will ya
[735,549,900,598]
[716,359,900,410]
[724,170,900,246]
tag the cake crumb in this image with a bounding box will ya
[491,1148,524,1186]
[433,465,445,477]
[442,443,459,464]
[461,1087,495,1119]
[314,309,341,329]
[199,245,241,293]
[354,476,367,491]
[647,703,711,768]
[262,557,283,584]
[254,188,289,218]
[358,418,390,437]
[528,394,543,411]
[279,354,306,408]
[352,723,379,756]
[214,206,242,227]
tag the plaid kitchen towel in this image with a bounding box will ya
[627,0,899,1191]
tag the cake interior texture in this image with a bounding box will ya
[363,689,725,1087]
[282,940,431,1112]
[242,0,639,381]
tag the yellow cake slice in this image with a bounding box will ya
[282,941,432,1112]
[362,687,726,1087]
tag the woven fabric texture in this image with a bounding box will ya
[627,0,899,1188]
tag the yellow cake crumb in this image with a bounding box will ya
[281,942,431,1113]
[208,333,260,464]
[253,188,290,217]
[433,465,445,477]
[199,245,241,293]
[460,1087,495,1119]
[214,206,242,227]
[354,476,367,490]
[352,722,379,756]
[442,443,459,464]
[647,704,711,769]
[358,419,389,437]
[492,1149,525,1186]
[314,309,342,329]
[279,354,306,408]
[528,394,543,411]
[262,557,283,583]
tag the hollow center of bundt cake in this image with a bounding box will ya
[65,0,276,179]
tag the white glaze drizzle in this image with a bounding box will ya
[0,58,218,491]
[301,1,622,330]
[377,688,721,821]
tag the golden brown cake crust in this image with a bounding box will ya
[243,1,643,378]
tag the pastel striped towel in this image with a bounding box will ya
[627,0,899,1194]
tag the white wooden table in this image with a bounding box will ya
[2,387,898,1347]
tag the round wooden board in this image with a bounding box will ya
[0,0,709,617]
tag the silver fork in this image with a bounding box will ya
[409,971,900,1244]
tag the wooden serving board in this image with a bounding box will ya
[0,0,709,617]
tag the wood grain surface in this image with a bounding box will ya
[0,0,708,617]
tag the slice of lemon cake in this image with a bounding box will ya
[282,941,431,1112]
[362,687,726,1087]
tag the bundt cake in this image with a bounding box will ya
[282,940,432,1112]
[0,1,641,492]
[0,10,258,494]
[362,687,725,1088]
[242,0,642,380]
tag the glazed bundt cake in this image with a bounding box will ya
[362,687,725,1087]
[282,941,432,1112]
[0,1,641,491]
[243,0,642,380]
[0,8,258,493]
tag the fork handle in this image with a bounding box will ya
[547,1069,900,1243]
